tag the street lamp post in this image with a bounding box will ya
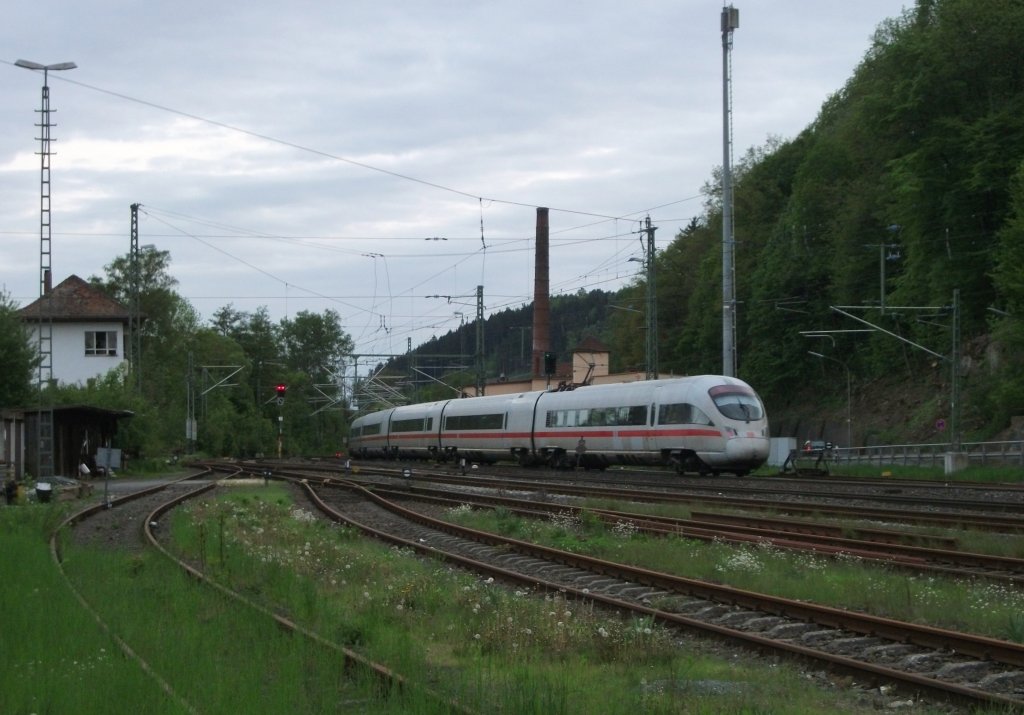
[17,59,76,482]
[808,351,852,449]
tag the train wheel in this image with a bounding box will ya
[673,451,703,476]
[547,450,569,469]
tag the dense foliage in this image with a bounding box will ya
[0,290,37,408]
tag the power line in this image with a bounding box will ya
[34,70,674,224]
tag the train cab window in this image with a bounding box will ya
[708,386,764,422]
[425,417,433,431]
[362,422,382,436]
[351,426,362,437]
[658,403,713,426]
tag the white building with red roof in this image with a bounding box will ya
[17,274,131,385]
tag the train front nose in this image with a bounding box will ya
[725,435,770,466]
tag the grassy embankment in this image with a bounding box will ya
[0,484,910,714]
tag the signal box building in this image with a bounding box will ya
[6,275,135,480]
[17,274,132,386]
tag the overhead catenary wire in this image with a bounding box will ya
[29,69,661,225]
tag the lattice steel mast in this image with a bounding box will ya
[16,59,77,479]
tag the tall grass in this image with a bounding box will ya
[816,462,1024,483]
[8,485,1003,713]
[59,528,421,713]
[161,487,878,714]
[0,505,184,714]
[449,504,1024,644]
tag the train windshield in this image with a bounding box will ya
[708,385,764,422]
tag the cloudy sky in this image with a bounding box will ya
[2,1,908,362]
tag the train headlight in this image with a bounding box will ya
[725,427,737,437]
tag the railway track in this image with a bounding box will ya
[249,461,1024,582]
[51,470,471,715]
[258,456,1024,524]
[273,460,1024,533]
[288,474,1024,709]
[356,481,1024,586]
[273,458,1024,512]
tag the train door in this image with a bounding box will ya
[653,381,696,465]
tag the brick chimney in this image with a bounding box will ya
[531,207,550,377]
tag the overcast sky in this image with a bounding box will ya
[2,1,908,361]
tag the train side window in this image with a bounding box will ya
[658,403,713,426]
[426,417,433,431]
[546,410,571,427]
[392,418,425,433]
[690,407,713,426]
[658,403,685,424]
[627,405,647,426]
[445,413,504,430]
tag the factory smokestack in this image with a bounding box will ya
[531,207,550,377]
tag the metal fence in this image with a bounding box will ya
[834,441,1024,469]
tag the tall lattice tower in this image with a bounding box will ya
[16,59,77,479]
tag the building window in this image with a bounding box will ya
[85,330,118,357]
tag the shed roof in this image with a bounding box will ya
[573,336,609,353]
[17,275,130,323]
[18,404,134,420]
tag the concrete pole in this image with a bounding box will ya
[721,7,739,377]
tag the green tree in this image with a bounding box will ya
[85,249,202,457]
[280,310,352,381]
[0,290,38,408]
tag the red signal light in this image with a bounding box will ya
[275,383,287,395]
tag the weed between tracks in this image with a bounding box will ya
[4,489,1005,714]
[450,503,1024,645]
[166,487,885,714]
[0,507,183,714]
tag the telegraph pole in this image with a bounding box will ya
[642,216,659,380]
[130,203,143,392]
[475,285,485,396]
[950,289,961,452]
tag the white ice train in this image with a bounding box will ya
[348,375,769,476]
